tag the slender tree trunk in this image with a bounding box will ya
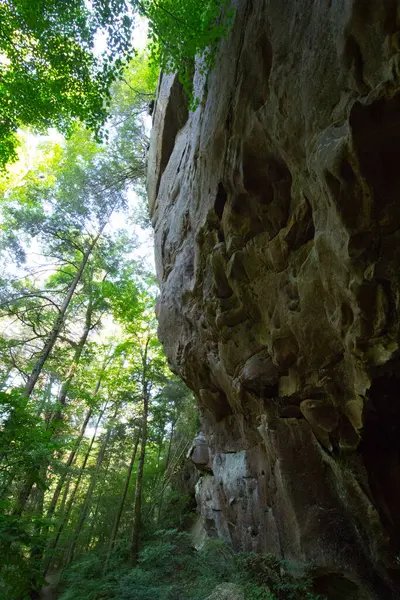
[12,473,36,517]
[39,374,54,423]
[0,379,52,504]
[131,400,148,565]
[30,467,46,562]
[24,234,101,398]
[13,358,105,519]
[131,339,150,565]
[43,406,105,575]
[147,434,190,523]
[46,407,93,525]
[64,420,114,567]
[51,298,93,427]
[83,440,115,552]
[58,474,71,518]
[157,422,175,523]
[105,431,140,571]
[34,406,94,568]
[0,470,15,498]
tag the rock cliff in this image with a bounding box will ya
[148,1,400,598]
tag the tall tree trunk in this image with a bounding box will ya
[83,439,115,553]
[51,297,94,426]
[157,421,175,523]
[13,357,105,519]
[39,374,54,424]
[24,234,101,398]
[131,401,148,565]
[64,419,115,567]
[131,338,150,565]
[43,406,105,575]
[29,466,46,563]
[12,472,36,517]
[49,355,108,494]
[147,433,190,524]
[34,406,94,568]
[58,474,71,519]
[0,380,52,504]
[46,407,93,525]
[105,430,140,571]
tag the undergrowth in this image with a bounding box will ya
[59,530,327,600]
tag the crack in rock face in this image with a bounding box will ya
[148,1,400,597]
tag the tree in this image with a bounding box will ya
[0,42,200,600]
[0,0,134,169]
[0,112,145,398]
[43,401,107,575]
[64,407,118,567]
[0,0,235,171]
[142,0,235,102]
[105,430,140,570]
[131,336,151,564]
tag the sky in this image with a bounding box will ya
[3,12,155,275]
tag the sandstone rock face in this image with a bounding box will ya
[187,432,212,472]
[148,1,400,598]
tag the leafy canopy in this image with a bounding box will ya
[143,0,235,104]
[0,0,134,169]
[0,0,235,170]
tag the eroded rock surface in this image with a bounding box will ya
[187,432,212,472]
[148,1,400,598]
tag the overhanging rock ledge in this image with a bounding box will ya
[148,2,400,598]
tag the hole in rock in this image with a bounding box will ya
[340,159,356,184]
[215,183,228,220]
[200,388,233,422]
[350,95,400,228]
[360,367,400,545]
[347,231,377,260]
[156,76,189,197]
[341,302,354,329]
[342,35,365,89]
[217,229,225,242]
[313,573,367,600]
[251,31,272,110]
[240,151,292,240]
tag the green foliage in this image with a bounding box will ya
[0,0,234,170]
[143,0,235,105]
[0,511,50,599]
[59,532,327,600]
[0,0,134,169]
[0,390,61,597]
[0,390,59,487]
[0,48,172,598]
[235,554,327,600]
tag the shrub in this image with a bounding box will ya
[59,532,327,600]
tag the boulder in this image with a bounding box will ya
[205,583,244,600]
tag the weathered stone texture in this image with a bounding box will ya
[148,1,400,597]
[205,582,245,600]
